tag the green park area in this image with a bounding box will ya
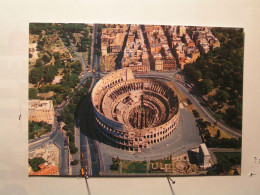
[29,121,52,139]
[29,59,82,105]
[109,159,147,174]
[207,152,241,175]
[121,160,147,174]
[29,23,92,106]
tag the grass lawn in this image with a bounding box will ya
[33,123,42,131]
[29,121,51,139]
[109,163,121,174]
[122,160,147,174]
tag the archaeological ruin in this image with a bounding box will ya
[91,68,180,152]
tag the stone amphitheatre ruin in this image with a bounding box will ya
[91,68,180,152]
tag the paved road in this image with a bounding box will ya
[80,132,91,176]
[53,131,69,175]
[70,41,92,80]
[136,73,242,138]
[78,24,105,177]
[92,24,100,72]
[78,89,103,176]
[88,138,100,176]
[79,97,102,176]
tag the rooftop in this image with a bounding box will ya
[28,100,53,111]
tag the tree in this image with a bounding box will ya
[71,159,79,165]
[215,113,223,121]
[219,159,232,173]
[80,44,87,52]
[192,110,200,118]
[66,131,75,142]
[215,130,221,138]
[63,125,69,131]
[29,67,43,84]
[29,157,46,172]
[29,121,36,132]
[29,88,39,99]
[235,101,242,116]
[215,77,224,87]
[194,70,202,81]
[200,120,210,128]
[204,132,211,140]
[45,124,52,132]
[199,79,214,94]
[208,96,215,104]
[69,143,78,154]
[43,65,58,83]
[96,48,102,56]
[215,90,230,102]
[42,54,50,63]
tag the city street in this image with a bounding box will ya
[80,132,92,176]
[79,97,102,176]
[78,24,104,176]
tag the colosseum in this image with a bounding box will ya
[91,68,180,152]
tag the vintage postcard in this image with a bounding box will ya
[28,23,243,176]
